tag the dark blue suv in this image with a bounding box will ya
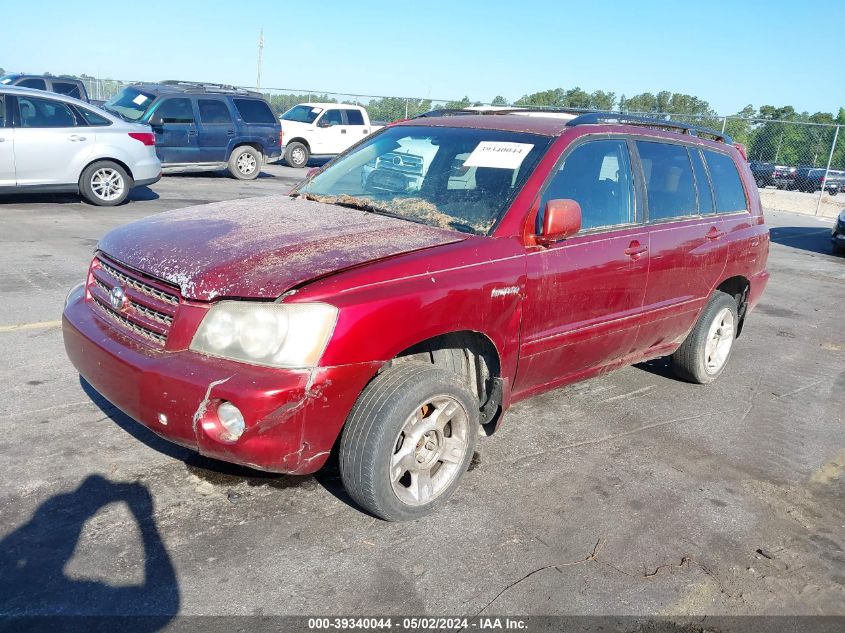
[102,81,281,180]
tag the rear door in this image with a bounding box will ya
[13,94,93,185]
[149,97,199,164]
[516,138,650,395]
[635,141,730,349]
[0,95,14,185]
[342,108,371,148]
[196,98,234,163]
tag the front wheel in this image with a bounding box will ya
[79,161,131,206]
[284,142,309,168]
[228,146,262,180]
[339,363,479,521]
[671,291,738,384]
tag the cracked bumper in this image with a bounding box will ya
[62,295,380,474]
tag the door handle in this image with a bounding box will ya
[226,130,235,136]
[187,130,198,136]
[68,134,87,142]
[624,241,648,258]
[705,227,726,240]
[0,138,5,142]
[340,129,347,134]
[363,129,369,134]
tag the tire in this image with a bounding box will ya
[284,141,309,168]
[228,146,261,180]
[339,363,479,521]
[671,291,739,384]
[833,241,845,255]
[79,160,131,206]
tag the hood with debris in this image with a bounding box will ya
[98,195,466,301]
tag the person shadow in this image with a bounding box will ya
[0,475,179,632]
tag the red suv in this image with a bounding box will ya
[63,111,770,521]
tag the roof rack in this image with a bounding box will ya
[158,80,261,97]
[566,111,732,144]
[412,107,732,144]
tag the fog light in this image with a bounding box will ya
[217,402,245,441]
[65,282,85,308]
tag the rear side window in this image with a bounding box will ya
[540,139,636,231]
[154,98,195,124]
[689,148,715,214]
[53,81,82,99]
[0,96,5,127]
[198,99,232,124]
[78,107,111,126]
[233,98,275,124]
[636,141,696,221]
[344,109,365,125]
[17,78,46,90]
[703,150,747,213]
[17,96,77,128]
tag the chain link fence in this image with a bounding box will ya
[80,77,843,217]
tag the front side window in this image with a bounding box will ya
[297,125,552,235]
[636,141,697,221]
[198,99,232,124]
[703,150,747,213]
[17,96,76,128]
[539,139,636,232]
[18,78,46,90]
[233,98,276,124]
[319,109,343,127]
[153,98,195,124]
[344,109,365,125]
[53,82,82,99]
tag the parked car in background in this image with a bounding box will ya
[280,103,383,167]
[832,209,845,254]
[102,81,281,180]
[792,167,845,195]
[0,86,160,206]
[63,111,769,520]
[749,160,796,189]
[0,74,89,102]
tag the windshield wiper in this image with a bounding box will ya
[298,193,426,225]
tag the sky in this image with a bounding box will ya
[0,0,839,116]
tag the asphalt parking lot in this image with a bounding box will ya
[0,165,843,623]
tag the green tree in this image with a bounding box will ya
[444,96,472,109]
[491,95,509,106]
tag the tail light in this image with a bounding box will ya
[279,129,284,145]
[128,132,156,146]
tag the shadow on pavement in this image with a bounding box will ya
[0,474,179,631]
[769,226,841,257]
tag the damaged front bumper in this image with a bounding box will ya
[62,294,380,474]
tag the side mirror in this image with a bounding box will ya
[317,119,332,128]
[537,199,581,245]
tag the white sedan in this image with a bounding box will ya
[0,86,161,206]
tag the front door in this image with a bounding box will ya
[149,97,199,165]
[313,109,345,154]
[12,94,94,186]
[516,138,650,396]
[196,98,234,163]
[0,95,14,185]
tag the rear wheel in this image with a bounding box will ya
[79,161,131,206]
[228,146,261,180]
[284,142,309,168]
[339,363,479,521]
[671,291,738,384]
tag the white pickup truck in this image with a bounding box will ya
[279,103,383,168]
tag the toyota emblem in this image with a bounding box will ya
[109,285,127,311]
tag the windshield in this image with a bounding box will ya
[281,104,323,123]
[103,87,156,121]
[296,125,552,235]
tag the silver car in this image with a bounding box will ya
[0,86,161,206]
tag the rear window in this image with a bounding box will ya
[344,109,365,125]
[233,98,275,124]
[53,81,83,99]
[703,150,747,213]
[636,141,697,221]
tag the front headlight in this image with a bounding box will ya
[190,302,338,369]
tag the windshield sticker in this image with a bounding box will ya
[0,78,11,84]
[311,107,323,114]
[463,142,535,170]
[132,94,149,106]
